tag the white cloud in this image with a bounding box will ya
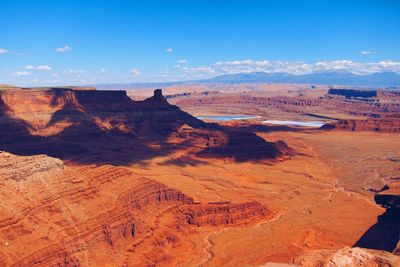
[313,60,400,74]
[174,59,400,78]
[25,65,52,71]
[14,71,30,76]
[32,78,39,83]
[178,59,188,64]
[0,48,9,54]
[64,69,85,74]
[36,65,52,71]
[131,68,141,76]
[361,51,372,55]
[100,68,107,73]
[166,48,173,53]
[56,45,72,53]
[175,65,216,79]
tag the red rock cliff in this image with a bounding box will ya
[0,88,290,163]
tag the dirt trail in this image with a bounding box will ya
[197,211,283,267]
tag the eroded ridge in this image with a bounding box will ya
[0,87,289,163]
[322,119,400,132]
[0,151,64,181]
[0,152,272,266]
[181,201,268,226]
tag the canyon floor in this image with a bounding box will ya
[0,84,399,266]
[120,130,400,266]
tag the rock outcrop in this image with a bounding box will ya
[293,247,400,267]
[175,126,291,161]
[0,87,289,163]
[354,181,400,256]
[0,151,64,181]
[293,169,400,267]
[171,88,400,119]
[181,201,268,226]
[321,119,400,132]
[0,152,273,266]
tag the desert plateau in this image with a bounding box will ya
[1,1,400,266]
[0,83,399,266]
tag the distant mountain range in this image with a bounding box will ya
[94,71,400,90]
[204,71,400,87]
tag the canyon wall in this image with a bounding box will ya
[0,87,289,163]
[170,88,400,119]
[322,119,400,132]
[0,152,273,266]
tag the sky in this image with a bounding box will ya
[1,0,400,86]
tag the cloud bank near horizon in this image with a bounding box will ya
[4,59,400,86]
[175,59,400,80]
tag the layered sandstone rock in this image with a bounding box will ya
[294,247,400,267]
[322,119,400,132]
[0,87,288,163]
[181,201,268,226]
[171,88,400,119]
[0,151,64,181]
[175,126,292,161]
[0,152,272,266]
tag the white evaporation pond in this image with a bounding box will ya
[197,115,261,121]
[262,120,325,127]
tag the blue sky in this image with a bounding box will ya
[1,0,400,86]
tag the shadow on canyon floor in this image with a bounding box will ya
[0,94,198,166]
[0,91,286,166]
[354,207,400,252]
